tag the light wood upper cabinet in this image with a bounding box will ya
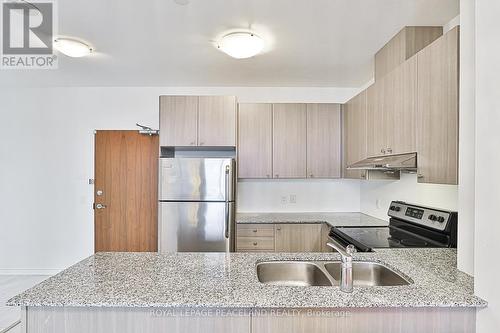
[198,96,237,146]
[375,26,443,80]
[238,103,273,179]
[416,27,459,185]
[272,104,307,178]
[344,91,367,179]
[387,55,417,154]
[159,96,198,147]
[366,81,387,157]
[275,224,323,252]
[306,104,342,178]
[366,55,417,156]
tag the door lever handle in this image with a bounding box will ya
[94,203,107,209]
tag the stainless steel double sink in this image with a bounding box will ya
[256,261,412,287]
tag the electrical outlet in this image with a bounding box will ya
[280,196,287,204]
[289,194,297,204]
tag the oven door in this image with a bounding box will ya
[328,228,374,252]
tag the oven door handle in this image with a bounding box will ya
[327,236,347,252]
[328,231,372,253]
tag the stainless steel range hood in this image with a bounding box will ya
[347,153,417,171]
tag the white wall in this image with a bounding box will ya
[457,1,476,276]
[474,0,500,331]
[237,179,360,212]
[360,173,458,221]
[0,86,361,274]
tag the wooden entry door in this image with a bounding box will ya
[94,131,158,252]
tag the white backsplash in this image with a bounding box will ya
[360,173,458,221]
[237,179,361,212]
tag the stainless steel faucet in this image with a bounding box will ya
[327,240,357,293]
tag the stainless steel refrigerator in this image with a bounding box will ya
[158,158,236,252]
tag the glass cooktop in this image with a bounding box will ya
[331,226,446,251]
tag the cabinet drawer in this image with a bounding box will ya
[237,237,275,251]
[237,224,275,237]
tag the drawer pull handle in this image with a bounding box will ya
[253,242,258,246]
[252,229,258,233]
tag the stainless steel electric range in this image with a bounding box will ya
[329,201,458,252]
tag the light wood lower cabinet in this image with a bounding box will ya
[252,307,475,333]
[236,223,325,253]
[237,237,275,251]
[274,224,322,252]
[237,224,275,237]
[23,306,475,333]
[321,223,334,252]
[24,307,251,333]
[416,27,459,185]
[237,224,275,252]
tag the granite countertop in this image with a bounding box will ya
[8,249,486,309]
[237,212,388,227]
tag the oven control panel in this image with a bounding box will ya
[387,201,453,231]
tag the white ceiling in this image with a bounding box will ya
[2,0,459,87]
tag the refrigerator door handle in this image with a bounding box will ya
[224,165,230,239]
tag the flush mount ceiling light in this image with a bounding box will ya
[53,37,93,58]
[216,32,264,59]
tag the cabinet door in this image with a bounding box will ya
[321,223,334,252]
[366,82,387,156]
[198,96,237,146]
[417,27,458,184]
[275,224,322,252]
[272,104,307,178]
[238,103,273,178]
[159,96,198,147]
[306,104,341,178]
[343,91,367,179]
[386,56,417,154]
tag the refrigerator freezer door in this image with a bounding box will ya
[159,158,235,201]
[159,202,235,252]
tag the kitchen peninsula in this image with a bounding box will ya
[9,249,485,333]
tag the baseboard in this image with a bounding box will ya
[0,268,61,275]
